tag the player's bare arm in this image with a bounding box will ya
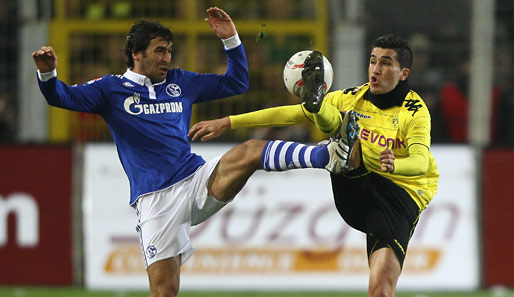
[32,46,57,73]
[205,7,236,39]
[379,148,395,173]
[189,116,231,142]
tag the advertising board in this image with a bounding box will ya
[83,144,478,290]
[0,146,73,285]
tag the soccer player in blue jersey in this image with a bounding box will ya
[33,7,260,297]
[33,6,349,296]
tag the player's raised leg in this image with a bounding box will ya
[207,139,332,203]
[207,139,265,202]
[207,138,352,204]
[301,50,325,113]
[299,50,361,173]
[261,140,330,171]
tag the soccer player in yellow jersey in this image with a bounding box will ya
[189,35,439,297]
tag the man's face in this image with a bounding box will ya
[133,37,172,84]
[368,47,409,95]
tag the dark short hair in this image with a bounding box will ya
[372,35,413,69]
[125,19,173,68]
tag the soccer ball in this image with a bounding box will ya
[283,50,334,98]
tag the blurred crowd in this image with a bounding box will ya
[365,0,514,146]
[1,0,513,146]
[0,0,17,142]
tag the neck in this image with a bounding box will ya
[364,80,410,109]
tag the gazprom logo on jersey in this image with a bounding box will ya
[124,94,183,115]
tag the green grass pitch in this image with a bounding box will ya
[1,287,513,297]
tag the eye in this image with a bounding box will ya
[155,47,167,53]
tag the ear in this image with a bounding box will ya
[400,68,410,81]
[132,51,142,63]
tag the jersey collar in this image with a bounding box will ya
[364,79,410,109]
[123,69,166,87]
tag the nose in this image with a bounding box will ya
[371,63,380,74]
[163,51,171,63]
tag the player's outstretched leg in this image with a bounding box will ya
[261,139,350,174]
[261,112,360,175]
[318,110,361,174]
[301,51,325,113]
[324,138,350,174]
[261,140,328,171]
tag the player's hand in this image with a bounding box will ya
[189,117,231,142]
[379,148,395,173]
[32,46,57,73]
[205,7,236,39]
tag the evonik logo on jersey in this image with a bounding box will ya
[124,94,183,116]
[360,128,407,149]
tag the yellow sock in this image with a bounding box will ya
[313,102,342,137]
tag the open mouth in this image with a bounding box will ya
[370,76,378,85]
[159,67,168,75]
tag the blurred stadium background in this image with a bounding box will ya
[1,0,513,296]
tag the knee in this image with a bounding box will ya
[234,139,266,167]
[241,139,266,153]
[150,276,179,297]
[151,284,179,297]
[368,284,393,297]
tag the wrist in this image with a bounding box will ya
[221,33,240,50]
[38,69,57,81]
[224,116,232,129]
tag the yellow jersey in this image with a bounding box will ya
[323,84,439,209]
[230,83,439,209]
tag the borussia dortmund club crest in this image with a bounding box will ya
[392,115,399,129]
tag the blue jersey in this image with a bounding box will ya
[38,44,248,204]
